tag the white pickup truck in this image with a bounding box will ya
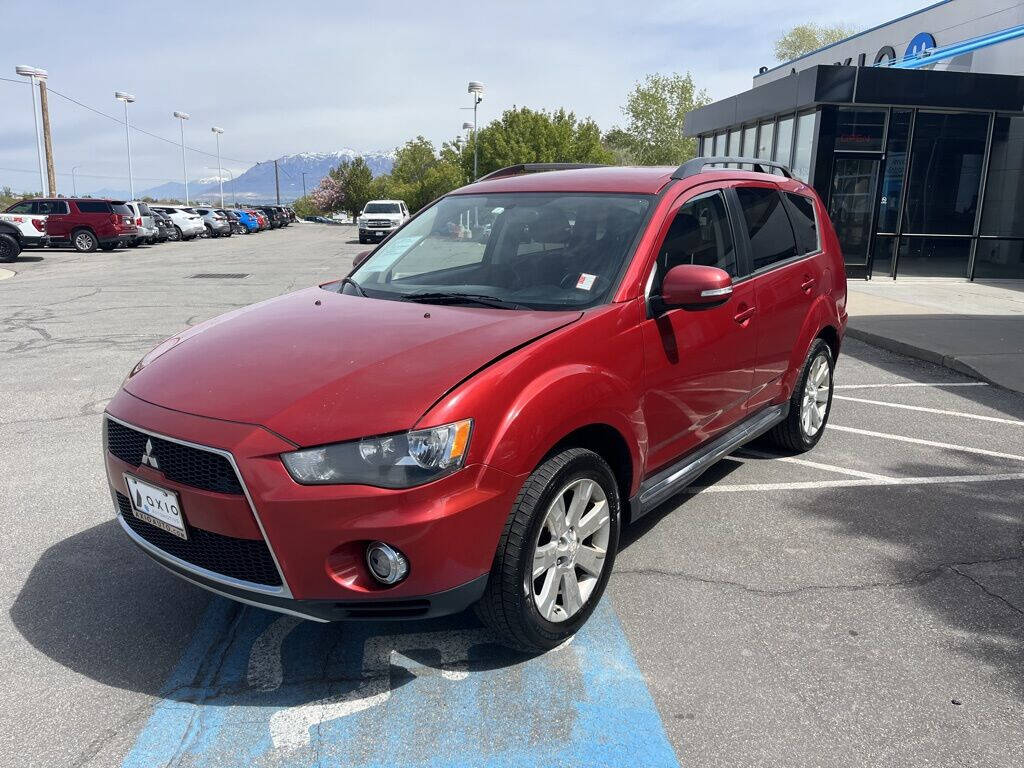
[357,200,410,244]
[0,199,51,262]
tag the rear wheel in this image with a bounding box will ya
[170,226,182,242]
[764,338,834,452]
[0,233,20,262]
[475,448,619,652]
[72,229,98,253]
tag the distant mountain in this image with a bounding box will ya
[112,150,396,204]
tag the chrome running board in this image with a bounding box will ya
[633,403,788,517]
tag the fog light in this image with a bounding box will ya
[365,541,408,585]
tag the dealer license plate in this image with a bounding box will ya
[124,474,187,539]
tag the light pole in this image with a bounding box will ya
[173,111,190,204]
[115,91,136,199]
[211,126,225,207]
[207,166,235,207]
[468,81,484,180]
[15,65,47,195]
[302,172,307,198]
[72,164,85,196]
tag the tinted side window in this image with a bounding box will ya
[784,193,819,255]
[112,203,132,216]
[139,203,152,215]
[656,191,738,287]
[76,201,111,213]
[735,187,797,270]
[37,200,69,215]
[7,202,33,214]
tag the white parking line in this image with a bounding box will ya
[828,425,1024,463]
[834,382,988,390]
[738,448,892,480]
[687,471,1024,494]
[833,395,1024,426]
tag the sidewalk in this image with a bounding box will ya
[845,279,1024,394]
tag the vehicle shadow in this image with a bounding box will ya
[10,518,531,706]
[12,255,44,262]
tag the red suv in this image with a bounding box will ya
[43,198,137,252]
[104,158,846,651]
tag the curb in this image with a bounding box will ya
[846,326,1020,394]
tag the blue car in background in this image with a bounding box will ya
[229,209,259,233]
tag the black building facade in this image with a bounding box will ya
[684,65,1024,280]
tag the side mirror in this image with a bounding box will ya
[659,264,733,310]
[352,250,372,268]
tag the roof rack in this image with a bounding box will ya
[475,163,610,182]
[672,156,793,180]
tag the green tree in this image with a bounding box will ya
[605,72,710,165]
[465,107,614,179]
[291,195,322,219]
[390,136,465,212]
[338,157,374,219]
[774,22,856,61]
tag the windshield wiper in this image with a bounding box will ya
[339,277,366,297]
[400,291,523,310]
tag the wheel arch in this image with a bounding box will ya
[547,423,634,518]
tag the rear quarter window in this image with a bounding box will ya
[75,201,112,214]
[784,193,819,255]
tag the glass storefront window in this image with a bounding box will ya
[712,132,725,155]
[757,121,774,159]
[775,116,794,166]
[791,112,816,182]
[878,110,911,233]
[727,129,741,161]
[872,235,896,278]
[835,109,886,151]
[973,239,1024,279]
[896,236,971,278]
[904,112,987,235]
[742,125,757,159]
[980,115,1024,237]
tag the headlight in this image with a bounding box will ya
[357,217,366,227]
[281,419,473,488]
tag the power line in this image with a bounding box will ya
[0,164,179,184]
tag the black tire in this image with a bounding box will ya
[763,338,835,453]
[203,225,213,238]
[0,232,20,262]
[171,226,182,242]
[358,235,367,244]
[99,243,117,252]
[475,447,621,653]
[72,229,98,253]
[126,239,140,248]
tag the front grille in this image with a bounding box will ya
[365,220,394,228]
[117,492,282,586]
[106,419,244,495]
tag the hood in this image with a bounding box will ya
[124,287,581,446]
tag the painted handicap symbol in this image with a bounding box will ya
[245,616,573,750]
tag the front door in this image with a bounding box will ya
[640,186,757,475]
[827,156,882,272]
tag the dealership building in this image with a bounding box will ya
[684,0,1024,280]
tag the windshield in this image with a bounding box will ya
[364,203,401,214]
[349,192,651,310]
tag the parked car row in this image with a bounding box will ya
[0,199,297,260]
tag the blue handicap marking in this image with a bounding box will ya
[122,597,680,767]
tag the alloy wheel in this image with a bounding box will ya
[531,478,611,623]
[800,353,831,437]
[74,232,94,251]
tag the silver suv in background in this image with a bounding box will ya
[124,201,157,246]
[357,199,410,244]
[194,207,232,238]
[150,206,204,240]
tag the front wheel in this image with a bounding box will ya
[475,448,620,652]
[764,338,834,452]
[0,233,20,262]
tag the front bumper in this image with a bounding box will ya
[103,390,519,621]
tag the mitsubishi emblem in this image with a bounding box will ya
[141,438,160,469]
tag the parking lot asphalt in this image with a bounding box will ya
[1,226,1022,767]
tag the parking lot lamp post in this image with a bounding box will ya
[468,82,484,180]
[211,126,225,208]
[115,92,136,199]
[15,66,47,195]
[71,164,84,197]
[173,111,190,204]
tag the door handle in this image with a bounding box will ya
[801,276,816,293]
[733,306,755,325]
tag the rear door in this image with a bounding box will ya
[36,199,68,236]
[732,184,822,409]
[48,200,76,239]
[639,183,757,473]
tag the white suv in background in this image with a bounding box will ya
[124,201,157,246]
[357,199,409,244]
[151,205,204,241]
[0,199,54,256]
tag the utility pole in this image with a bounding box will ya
[302,172,307,198]
[38,79,56,195]
[274,160,281,204]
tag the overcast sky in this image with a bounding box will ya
[1,0,927,194]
